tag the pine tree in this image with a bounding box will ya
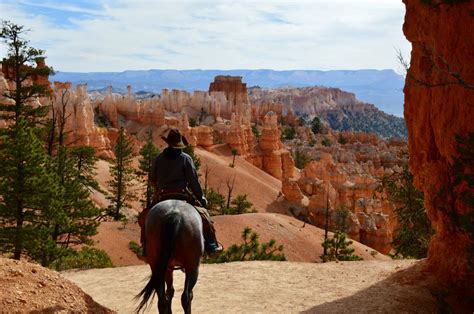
[107,127,136,220]
[311,117,322,134]
[377,162,433,258]
[138,135,160,209]
[205,188,226,215]
[0,119,60,260]
[231,148,238,167]
[321,231,363,262]
[0,21,57,261]
[37,145,101,266]
[0,21,52,126]
[225,194,253,215]
[69,145,101,191]
[294,148,311,169]
[203,227,286,263]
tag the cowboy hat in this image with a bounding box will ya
[161,129,188,149]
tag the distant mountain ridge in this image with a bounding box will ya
[52,69,405,116]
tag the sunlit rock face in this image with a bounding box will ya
[209,75,250,120]
[297,153,396,254]
[50,82,113,159]
[280,129,408,254]
[403,0,474,289]
[249,86,407,139]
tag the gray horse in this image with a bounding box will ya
[136,200,204,314]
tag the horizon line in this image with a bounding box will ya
[51,68,400,75]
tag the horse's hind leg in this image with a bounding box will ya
[165,269,174,311]
[156,274,169,314]
[181,268,199,314]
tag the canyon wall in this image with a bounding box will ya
[249,86,407,139]
[403,0,474,289]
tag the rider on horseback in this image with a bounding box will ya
[139,128,223,257]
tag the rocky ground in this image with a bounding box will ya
[0,258,111,313]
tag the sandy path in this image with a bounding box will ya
[63,260,436,313]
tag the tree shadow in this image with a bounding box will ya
[300,261,473,314]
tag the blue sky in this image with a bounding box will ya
[0,0,411,72]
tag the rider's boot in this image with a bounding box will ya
[196,207,223,256]
[203,220,223,256]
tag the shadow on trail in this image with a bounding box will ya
[300,262,463,314]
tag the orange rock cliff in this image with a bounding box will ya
[403,0,474,291]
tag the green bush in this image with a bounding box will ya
[251,125,261,139]
[224,194,254,215]
[298,114,309,126]
[294,149,311,169]
[321,231,362,262]
[321,137,332,147]
[311,117,322,134]
[281,126,296,140]
[207,190,255,216]
[206,188,226,215]
[338,134,348,145]
[377,161,433,259]
[50,247,113,271]
[203,227,286,263]
[129,241,143,256]
[189,117,197,127]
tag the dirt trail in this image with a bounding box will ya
[63,260,437,313]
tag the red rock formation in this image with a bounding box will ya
[226,113,254,155]
[51,82,113,159]
[282,179,303,203]
[251,102,284,123]
[403,0,474,289]
[297,153,395,254]
[209,76,250,119]
[1,58,51,93]
[283,107,298,126]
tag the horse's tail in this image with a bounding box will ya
[135,212,182,313]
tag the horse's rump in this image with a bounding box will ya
[136,199,204,313]
[145,200,204,269]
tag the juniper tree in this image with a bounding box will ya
[138,135,160,209]
[107,127,136,220]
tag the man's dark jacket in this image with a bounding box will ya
[149,147,204,202]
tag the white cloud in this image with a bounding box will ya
[0,0,411,72]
